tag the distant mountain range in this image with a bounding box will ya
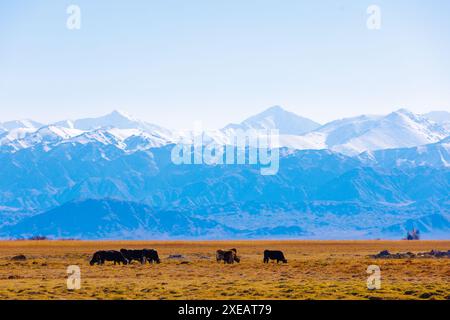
[1,107,449,155]
[0,107,449,239]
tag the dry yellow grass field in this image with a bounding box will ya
[0,240,448,300]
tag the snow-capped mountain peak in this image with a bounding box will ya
[110,109,134,120]
[223,105,321,135]
[63,110,172,136]
[299,108,450,155]
[381,108,448,141]
[1,110,176,152]
[0,125,84,151]
[66,127,170,151]
[0,119,44,131]
[385,108,424,123]
[66,110,140,131]
[19,125,82,145]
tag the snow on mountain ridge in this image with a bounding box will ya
[55,110,160,131]
[423,111,450,124]
[358,136,450,168]
[65,127,171,151]
[0,110,176,152]
[440,136,450,144]
[8,125,84,150]
[0,119,44,131]
[1,107,449,155]
[307,109,450,155]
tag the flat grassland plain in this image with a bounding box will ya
[0,240,448,300]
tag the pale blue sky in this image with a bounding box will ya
[1,0,449,129]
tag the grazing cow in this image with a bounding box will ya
[90,250,129,265]
[263,250,287,264]
[120,249,146,264]
[224,250,240,264]
[216,248,237,262]
[143,249,161,264]
[216,250,225,262]
[216,248,240,264]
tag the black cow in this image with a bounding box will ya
[143,249,161,264]
[216,248,237,263]
[216,250,225,262]
[120,249,146,264]
[224,250,240,264]
[217,248,240,264]
[90,250,129,265]
[119,249,161,264]
[263,250,287,263]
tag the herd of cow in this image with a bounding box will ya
[90,249,160,265]
[89,248,288,265]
